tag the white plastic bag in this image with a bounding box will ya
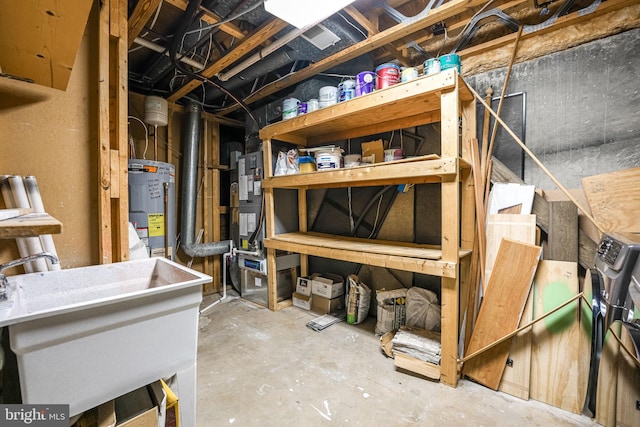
[405,287,441,332]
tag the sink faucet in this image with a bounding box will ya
[0,252,60,300]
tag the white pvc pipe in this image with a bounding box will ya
[133,37,205,70]
[199,241,237,314]
[24,176,61,271]
[1,176,34,273]
[8,176,48,272]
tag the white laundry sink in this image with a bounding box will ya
[0,257,210,425]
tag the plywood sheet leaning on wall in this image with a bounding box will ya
[616,325,640,427]
[486,214,537,400]
[582,166,640,234]
[529,260,581,414]
[596,322,621,427]
[463,239,542,390]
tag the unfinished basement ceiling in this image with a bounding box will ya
[127,0,621,121]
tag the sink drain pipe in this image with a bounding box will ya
[180,101,230,258]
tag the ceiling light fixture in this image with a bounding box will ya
[264,0,356,29]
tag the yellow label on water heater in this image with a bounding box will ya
[148,213,165,237]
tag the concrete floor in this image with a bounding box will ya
[196,294,599,426]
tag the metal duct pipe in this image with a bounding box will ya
[180,101,230,257]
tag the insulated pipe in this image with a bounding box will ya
[7,176,48,272]
[24,176,61,271]
[180,101,230,257]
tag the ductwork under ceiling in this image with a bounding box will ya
[180,101,230,257]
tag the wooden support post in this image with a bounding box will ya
[440,85,460,387]
[98,0,128,264]
[298,188,308,277]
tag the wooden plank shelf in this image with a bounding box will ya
[259,69,472,145]
[0,213,62,238]
[263,155,471,190]
[264,232,471,278]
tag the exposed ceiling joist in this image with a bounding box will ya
[164,0,247,40]
[215,0,493,115]
[128,0,163,48]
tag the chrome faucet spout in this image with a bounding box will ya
[0,252,60,299]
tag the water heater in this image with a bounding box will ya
[128,159,176,259]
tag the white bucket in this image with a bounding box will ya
[319,86,338,107]
[283,97,300,120]
[307,99,319,112]
[315,148,343,170]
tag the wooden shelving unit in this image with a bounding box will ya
[259,68,476,387]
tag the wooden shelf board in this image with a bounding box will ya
[0,213,62,238]
[259,69,471,145]
[394,353,441,380]
[264,232,471,278]
[263,156,464,189]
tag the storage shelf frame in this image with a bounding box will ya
[259,69,476,387]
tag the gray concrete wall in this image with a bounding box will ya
[466,28,640,189]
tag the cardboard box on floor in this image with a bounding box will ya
[296,277,313,296]
[311,294,344,314]
[311,273,344,299]
[72,381,166,427]
[292,292,312,310]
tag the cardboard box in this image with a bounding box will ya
[311,294,344,314]
[161,380,179,427]
[311,273,344,299]
[292,292,312,310]
[73,381,166,427]
[361,139,386,163]
[296,276,313,296]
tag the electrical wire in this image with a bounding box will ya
[368,194,384,239]
[168,0,259,127]
[127,116,148,159]
[337,11,367,39]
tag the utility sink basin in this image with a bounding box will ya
[0,257,211,425]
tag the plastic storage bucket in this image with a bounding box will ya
[375,63,401,90]
[423,58,441,76]
[439,54,461,72]
[282,97,300,120]
[355,71,375,96]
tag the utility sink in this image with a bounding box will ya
[0,257,211,425]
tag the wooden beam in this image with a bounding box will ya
[98,0,113,264]
[127,0,162,48]
[164,0,247,40]
[98,0,129,263]
[167,18,289,102]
